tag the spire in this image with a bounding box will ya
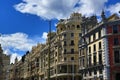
[101,9,107,22]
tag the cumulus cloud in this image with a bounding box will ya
[14,0,79,20]
[0,32,47,63]
[42,32,48,40]
[14,0,108,19]
[107,3,120,15]
[4,49,22,64]
[10,53,22,64]
[0,33,36,51]
[76,0,108,16]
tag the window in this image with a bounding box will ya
[55,52,57,56]
[71,33,74,37]
[72,25,75,27]
[61,28,63,31]
[68,25,70,29]
[79,33,82,37]
[116,73,120,80]
[36,58,39,67]
[64,41,67,46]
[83,49,85,55]
[89,71,92,76]
[89,56,91,66]
[77,25,80,28]
[99,42,102,49]
[79,59,81,66]
[113,25,118,34]
[93,44,96,52]
[83,58,85,67]
[71,40,74,46]
[64,57,66,61]
[80,50,81,56]
[100,78,103,80]
[99,69,102,74]
[114,38,119,45]
[93,55,96,65]
[71,49,74,54]
[64,49,67,54]
[89,47,91,53]
[99,53,102,64]
[98,30,101,38]
[94,70,97,75]
[114,50,120,63]
[71,57,74,60]
[64,34,66,37]
[89,36,91,43]
[93,33,96,40]
[84,72,87,77]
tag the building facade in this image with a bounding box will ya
[10,13,82,80]
[79,11,120,80]
[0,44,10,80]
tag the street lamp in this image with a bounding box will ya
[48,20,51,80]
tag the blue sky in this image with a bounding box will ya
[0,0,120,63]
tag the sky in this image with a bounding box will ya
[0,0,120,63]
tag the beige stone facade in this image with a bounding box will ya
[9,13,82,80]
[0,44,10,80]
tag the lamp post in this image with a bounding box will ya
[48,20,51,80]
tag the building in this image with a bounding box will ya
[79,11,120,80]
[0,44,10,80]
[9,13,83,80]
[39,12,82,80]
[38,12,82,80]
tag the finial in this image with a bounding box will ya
[101,9,106,22]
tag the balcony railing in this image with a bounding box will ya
[79,62,104,73]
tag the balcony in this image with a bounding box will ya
[57,61,78,65]
[87,62,104,70]
[79,62,104,73]
[56,73,80,77]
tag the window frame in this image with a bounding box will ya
[113,25,118,34]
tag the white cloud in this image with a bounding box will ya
[107,3,120,15]
[42,32,48,40]
[75,0,108,16]
[0,33,36,51]
[10,53,22,64]
[14,0,108,19]
[0,32,47,63]
[14,0,79,20]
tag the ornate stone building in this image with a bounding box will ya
[79,11,120,80]
[38,12,82,80]
[0,44,10,80]
[9,13,83,80]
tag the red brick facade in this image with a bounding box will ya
[107,24,120,80]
